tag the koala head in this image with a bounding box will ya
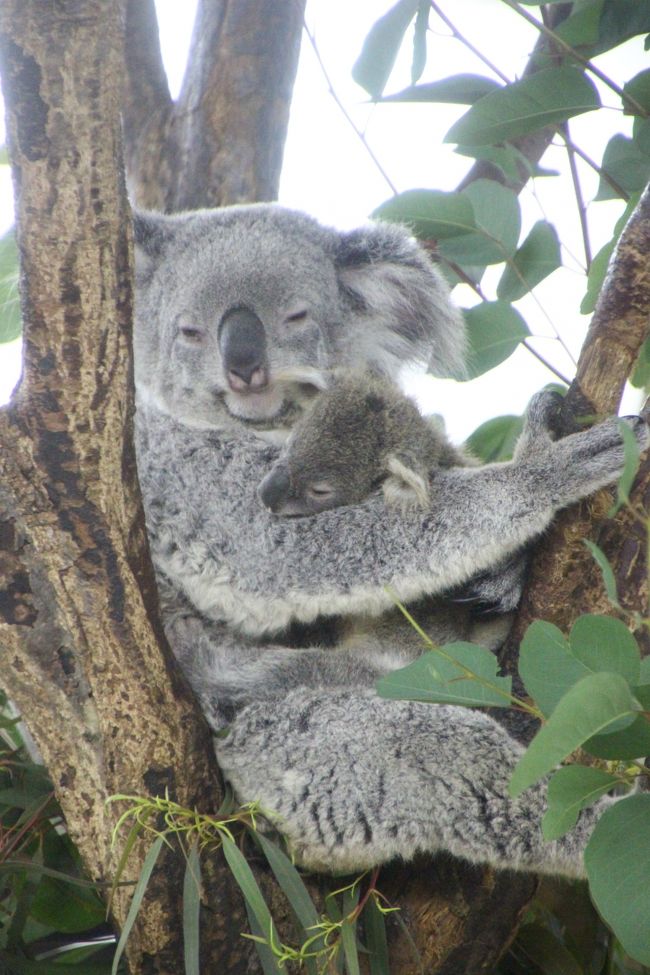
[133,204,465,431]
[258,371,436,516]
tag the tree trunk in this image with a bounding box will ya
[0,3,250,971]
[123,0,307,210]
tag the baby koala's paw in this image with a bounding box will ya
[383,455,430,512]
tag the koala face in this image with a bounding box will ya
[134,203,467,433]
[258,384,387,516]
[134,207,342,429]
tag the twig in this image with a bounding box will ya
[560,121,592,270]
[428,2,511,85]
[302,20,399,196]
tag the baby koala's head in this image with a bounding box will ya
[258,370,449,517]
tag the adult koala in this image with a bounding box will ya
[133,203,645,878]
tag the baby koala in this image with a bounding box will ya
[258,369,473,517]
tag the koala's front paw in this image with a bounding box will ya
[546,413,649,504]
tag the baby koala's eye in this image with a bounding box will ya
[307,483,334,500]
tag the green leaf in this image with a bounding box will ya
[465,414,524,463]
[623,68,650,114]
[352,0,420,98]
[341,884,361,975]
[463,302,529,379]
[183,843,201,975]
[585,794,650,965]
[222,836,280,961]
[497,220,561,301]
[553,1,603,48]
[519,620,590,717]
[445,67,600,147]
[376,642,512,708]
[595,135,650,201]
[584,713,650,760]
[364,897,391,975]
[513,923,588,975]
[631,334,650,389]
[583,540,621,609]
[587,1,650,57]
[373,189,475,240]
[111,834,165,975]
[0,229,21,344]
[459,179,521,261]
[509,673,640,797]
[411,2,429,86]
[569,615,640,685]
[381,74,501,104]
[633,116,650,157]
[609,419,642,515]
[542,765,621,840]
[580,196,638,314]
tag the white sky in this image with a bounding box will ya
[0,1,646,439]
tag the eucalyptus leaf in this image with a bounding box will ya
[623,68,650,114]
[381,74,500,104]
[630,334,650,389]
[584,713,650,760]
[445,67,600,147]
[519,620,589,717]
[463,302,529,379]
[585,794,650,965]
[569,614,640,685]
[497,220,561,301]
[111,834,165,975]
[580,196,638,314]
[465,414,524,463]
[352,0,420,98]
[595,134,650,201]
[542,766,621,841]
[0,229,21,344]
[376,641,512,707]
[364,897,391,975]
[509,673,640,797]
[373,189,475,240]
[583,541,621,609]
[182,843,201,975]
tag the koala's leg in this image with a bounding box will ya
[216,689,609,879]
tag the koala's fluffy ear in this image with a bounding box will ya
[382,454,430,511]
[331,223,466,380]
[132,210,179,283]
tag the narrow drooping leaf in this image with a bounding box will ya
[373,189,475,240]
[542,766,621,840]
[497,221,561,301]
[352,0,420,98]
[513,923,588,975]
[340,884,361,975]
[569,615,640,684]
[583,541,621,609]
[585,795,650,965]
[364,897,391,975]
[445,67,600,147]
[463,302,529,379]
[222,836,280,961]
[377,642,512,707]
[465,414,524,463]
[111,835,165,975]
[411,2,428,85]
[182,843,201,975]
[580,195,638,314]
[519,620,590,718]
[509,673,640,797]
[630,334,650,389]
[381,74,501,104]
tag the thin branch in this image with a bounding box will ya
[428,2,511,85]
[555,130,629,201]
[302,21,399,196]
[560,121,592,270]
[501,0,649,118]
[522,339,572,385]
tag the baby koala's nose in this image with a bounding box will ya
[258,465,291,512]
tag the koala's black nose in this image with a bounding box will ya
[258,466,291,512]
[219,306,269,391]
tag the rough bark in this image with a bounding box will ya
[0,3,250,972]
[502,183,650,668]
[123,0,307,210]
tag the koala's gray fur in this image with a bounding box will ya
[133,202,648,879]
[258,369,474,516]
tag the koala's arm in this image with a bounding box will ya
[216,687,613,878]
[137,395,647,636]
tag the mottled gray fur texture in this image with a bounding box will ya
[133,203,647,878]
[258,369,473,516]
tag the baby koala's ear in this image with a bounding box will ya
[382,454,430,511]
